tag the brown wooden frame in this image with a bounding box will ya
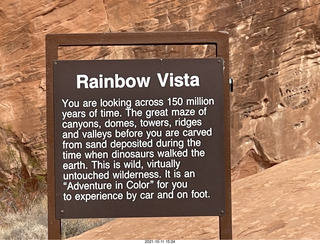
[46,32,232,240]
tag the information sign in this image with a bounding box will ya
[53,58,226,218]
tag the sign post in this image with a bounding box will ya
[46,32,232,240]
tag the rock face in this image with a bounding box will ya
[0,0,319,204]
[70,154,320,240]
[228,0,320,175]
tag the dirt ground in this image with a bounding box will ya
[71,154,320,240]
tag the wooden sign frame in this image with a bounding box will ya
[46,32,232,240]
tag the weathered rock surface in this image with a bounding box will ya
[70,154,320,240]
[0,0,319,203]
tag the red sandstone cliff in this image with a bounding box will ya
[0,0,319,206]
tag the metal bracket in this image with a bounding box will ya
[229,78,233,92]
